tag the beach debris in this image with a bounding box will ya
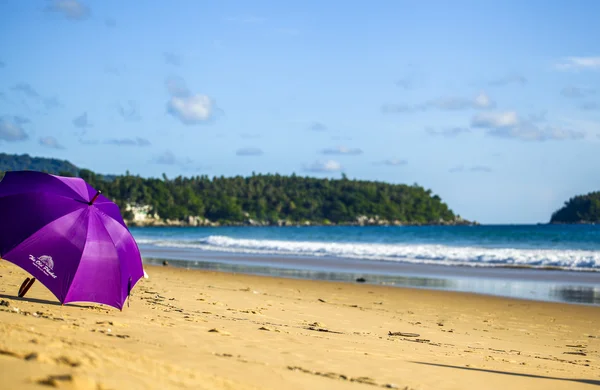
[306,325,344,334]
[355,277,366,283]
[388,331,420,337]
[0,299,9,307]
[563,351,587,356]
[24,353,38,361]
[318,298,326,303]
[208,328,230,335]
[258,326,280,332]
[37,374,73,387]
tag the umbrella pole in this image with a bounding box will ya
[18,277,36,298]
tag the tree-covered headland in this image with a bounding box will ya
[1,153,473,227]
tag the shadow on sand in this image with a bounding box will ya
[0,293,93,309]
[411,362,600,387]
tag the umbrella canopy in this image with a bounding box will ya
[0,171,143,310]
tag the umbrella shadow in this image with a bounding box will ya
[411,362,600,387]
[0,293,92,309]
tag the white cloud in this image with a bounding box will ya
[560,86,595,98]
[153,151,177,165]
[0,117,28,142]
[73,112,91,129]
[105,137,150,146]
[39,136,65,149]
[376,159,408,166]
[304,160,342,172]
[426,127,471,137]
[45,0,90,21]
[165,77,215,125]
[118,100,141,121]
[471,111,519,128]
[489,74,527,87]
[309,122,327,131]
[383,92,494,113]
[555,56,600,71]
[321,146,362,155]
[473,92,493,108]
[472,111,585,141]
[236,147,263,156]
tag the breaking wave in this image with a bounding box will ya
[136,235,600,271]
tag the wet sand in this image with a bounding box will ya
[0,260,599,389]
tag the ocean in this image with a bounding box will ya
[131,225,600,306]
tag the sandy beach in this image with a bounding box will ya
[0,260,599,390]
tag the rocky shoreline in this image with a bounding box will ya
[125,214,477,228]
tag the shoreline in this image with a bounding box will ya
[138,249,600,306]
[1,260,599,389]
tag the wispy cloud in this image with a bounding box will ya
[580,102,599,111]
[105,137,150,146]
[104,18,116,28]
[471,111,519,128]
[104,65,123,76]
[164,52,182,66]
[39,136,65,149]
[303,160,342,172]
[321,146,362,155]
[11,82,61,110]
[0,117,28,142]
[236,147,263,156]
[308,122,327,131]
[396,78,413,90]
[13,116,31,125]
[488,73,527,87]
[383,92,494,114]
[449,165,492,173]
[425,127,471,137]
[555,56,600,71]
[118,100,141,121]
[471,111,584,141]
[166,77,216,125]
[73,112,92,129]
[153,150,177,165]
[45,0,91,21]
[11,82,39,98]
[374,158,408,166]
[560,86,595,98]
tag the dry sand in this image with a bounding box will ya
[0,260,599,390]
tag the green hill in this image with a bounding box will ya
[0,153,471,226]
[0,153,79,177]
[550,192,600,224]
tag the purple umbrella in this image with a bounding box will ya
[0,171,143,310]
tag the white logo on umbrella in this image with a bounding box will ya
[29,254,57,279]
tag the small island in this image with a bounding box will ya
[550,191,600,224]
[1,153,474,227]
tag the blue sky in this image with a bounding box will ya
[1,0,599,224]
